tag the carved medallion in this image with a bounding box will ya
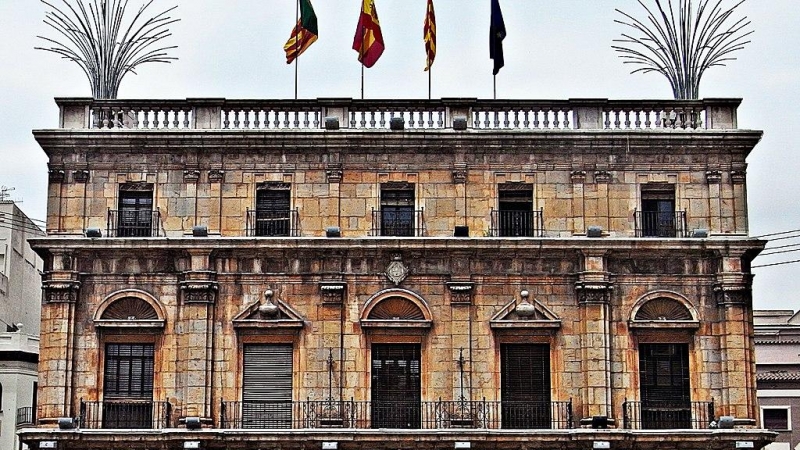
[385,255,409,286]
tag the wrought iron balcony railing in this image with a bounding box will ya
[622,399,714,430]
[15,406,35,428]
[107,208,161,237]
[220,399,573,430]
[371,208,425,237]
[634,210,688,237]
[79,399,173,429]
[489,209,544,237]
[246,208,299,237]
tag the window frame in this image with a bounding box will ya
[761,406,792,431]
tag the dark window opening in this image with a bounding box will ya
[639,184,681,237]
[501,344,551,429]
[103,343,154,428]
[495,185,539,237]
[371,344,421,428]
[254,184,291,237]
[639,343,690,429]
[380,184,415,237]
[763,408,790,430]
[117,189,155,237]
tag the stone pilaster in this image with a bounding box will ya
[38,254,80,424]
[177,249,217,425]
[714,256,757,420]
[575,251,613,420]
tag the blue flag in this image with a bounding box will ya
[490,0,506,75]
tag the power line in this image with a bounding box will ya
[753,259,800,269]
[759,247,800,257]
[753,228,800,239]
[0,215,46,231]
[0,213,46,224]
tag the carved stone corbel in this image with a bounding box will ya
[447,281,474,305]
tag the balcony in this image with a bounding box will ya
[16,406,35,428]
[371,208,425,237]
[107,208,161,237]
[622,399,714,430]
[54,98,742,131]
[634,210,688,237]
[220,399,573,430]
[79,400,173,429]
[490,209,544,237]
[246,208,299,237]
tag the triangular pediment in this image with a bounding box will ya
[489,298,561,330]
[232,299,305,329]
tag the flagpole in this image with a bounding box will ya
[428,68,431,100]
[360,12,366,100]
[493,75,496,100]
[294,0,299,99]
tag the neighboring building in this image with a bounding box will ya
[0,200,43,450]
[755,310,800,450]
[21,98,774,450]
[0,201,43,335]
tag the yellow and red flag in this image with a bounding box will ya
[423,0,436,71]
[284,0,319,64]
[352,0,385,68]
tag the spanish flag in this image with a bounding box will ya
[353,0,385,68]
[284,0,318,64]
[423,0,436,71]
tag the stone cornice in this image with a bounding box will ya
[32,128,764,156]
[28,236,766,258]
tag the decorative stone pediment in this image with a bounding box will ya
[93,289,166,329]
[490,294,561,330]
[360,289,432,329]
[629,291,699,330]
[232,295,305,330]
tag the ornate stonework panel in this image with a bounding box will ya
[385,255,409,286]
[101,297,159,320]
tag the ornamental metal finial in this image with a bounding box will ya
[37,0,179,99]
[613,0,753,99]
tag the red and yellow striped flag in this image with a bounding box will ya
[423,0,436,71]
[284,0,319,64]
[352,0,385,68]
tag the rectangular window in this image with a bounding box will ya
[116,185,155,237]
[371,344,421,429]
[379,183,416,236]
[496,184,536,237]
[500,343,551,429]
[763,407,791,430]
[242,344,293,428]
[253,183,292,236]
[103,343,154,429]
[639,183,682,237]
[639,343,690,429]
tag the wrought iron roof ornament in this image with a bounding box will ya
[613,0,752,100]
[37,0,179,99]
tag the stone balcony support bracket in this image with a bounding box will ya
[319,281,347,305]
[447,281,475,305]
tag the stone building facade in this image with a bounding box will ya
[20,98,774,449]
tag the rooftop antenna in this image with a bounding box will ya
[0,186,15,202]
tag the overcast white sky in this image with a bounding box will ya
[0,0,798,310]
